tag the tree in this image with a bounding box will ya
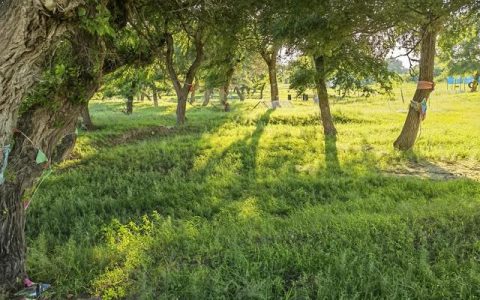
[0,1,83,291]
[288,56,316,97]
[388,58,409,74]
[276,0,398,135]
[126,0,217,124]
[439,14,480,92]
[0,1,131,291]
[393,0,479,150]
[251,3,282,102]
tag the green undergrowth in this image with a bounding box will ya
[26,84,480,299]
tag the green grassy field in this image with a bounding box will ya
[26,84,480,299]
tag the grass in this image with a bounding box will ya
[26,83,480,299]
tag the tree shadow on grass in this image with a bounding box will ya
[324,135,340,173]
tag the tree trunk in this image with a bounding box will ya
[0,1,85,292]
[126,96,134,115]
[235,87,245,101]
[0,1,80,157]
[1,99,83,292]
[177,93,188,125]
[164,31,204,125]
[0,185,26,293]
[142,92,151,102]
[220,67,235,112]
[203,88,212,106]
[470,71,479,92]
[394,24,439,150]
[189,80,199,104]
[260,46,280,102]
[152,86,159,107]
[314,56,337,136]
[220,85,231,112]
[259,83,265,100]
[267,59,279,101]
[81,103,95,130]
[0,1,131,292]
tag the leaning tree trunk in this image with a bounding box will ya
[81,103,95,130]
[0,1,83,292]
[235,87,245,101]
[203,88,212,106]
[259,83,265,100]
[0,99,83,292]
[0,0,80,158]
[314,56,337,136]
[394,24,439,150]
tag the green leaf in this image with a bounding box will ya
[36,150,48,165]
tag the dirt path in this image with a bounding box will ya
[384,161,480,181]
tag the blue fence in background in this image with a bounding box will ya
[447,76,474,91]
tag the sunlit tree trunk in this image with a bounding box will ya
[314,56,337,136]
[394,24,439,150]
[260,46,280,102]
[220,67,235,112]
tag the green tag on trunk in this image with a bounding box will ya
[36,150,48,164]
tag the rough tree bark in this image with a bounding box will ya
[394,23,439,150]
[81,103,95,130]
[0,0,85,291]
[314,56,337,136]
[0,0,81,158]
[0,0,133,291]
[165,31,204,125]
[260,46,280,102]
[0,100,84,292]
